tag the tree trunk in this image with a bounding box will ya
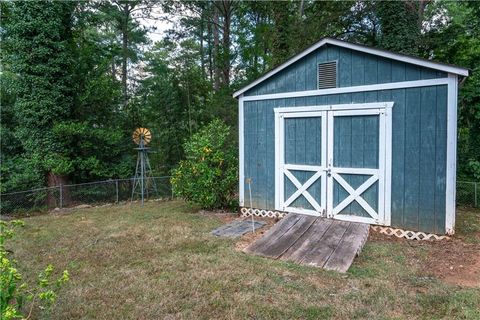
[111,57,116,82]
[221,0,231,87]
[213,5,220,90]
[207,19,213,82]
[299,0,305,17]
[199,10,206,80]
[46,172,70,209]
[121,3,129,109]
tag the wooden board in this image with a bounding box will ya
[281,218,333,263]
[244,214,370,272]
[322,222,370,272]
[300,220,350,268]
[244,214,300,255]
[250,215,316,259]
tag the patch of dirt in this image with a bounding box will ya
[421,239,480,288]
[235,217,275,251]
[369,228,480,288]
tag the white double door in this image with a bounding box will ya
[274,103,392,225]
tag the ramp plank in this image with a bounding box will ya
[281,218,334,262]
[254,215,317,259]
[244,214,301,255]
[323,222,370,272]
[299,220,350,268]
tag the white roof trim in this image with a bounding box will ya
[233,38,469,98]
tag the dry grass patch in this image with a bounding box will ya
[8,200,480,319]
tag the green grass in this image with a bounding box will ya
[7,200,480,319]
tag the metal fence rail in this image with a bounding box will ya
[457,181,479,208]
[0,177,172,215]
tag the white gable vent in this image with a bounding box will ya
[317,61,337,89]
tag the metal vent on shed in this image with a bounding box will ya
[317,61,337,89]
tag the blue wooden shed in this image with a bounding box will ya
[234,38,469,236]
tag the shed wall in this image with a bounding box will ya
[243,85,448,234]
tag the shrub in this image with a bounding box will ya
[171,119,238,209]
[0,220,69,319]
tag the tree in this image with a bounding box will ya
[162,0,236,90]
[96,0,150,109]
[375,0,422,55]
[1,1,136,193]
[3,1,77,191]
[425,1,480,179]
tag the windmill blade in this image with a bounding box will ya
[132,127,152,145]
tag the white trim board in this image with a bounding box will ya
[445,74,458,235]
[274,102,394,114]
[241,78,449,102]
[238,95,245,207]
[233,37,468,98]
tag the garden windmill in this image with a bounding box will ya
[131,127,157,205]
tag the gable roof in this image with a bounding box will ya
[233,37,469,98]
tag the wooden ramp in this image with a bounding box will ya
[244,214,369,272]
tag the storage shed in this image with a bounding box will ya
[234,38,469,236]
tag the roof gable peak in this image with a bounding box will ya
[233,37,469,98]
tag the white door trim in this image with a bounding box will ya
[275,102,394,114]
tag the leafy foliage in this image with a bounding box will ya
[171,119,238,209]
[0,220,69,319]
[2,1,77,180]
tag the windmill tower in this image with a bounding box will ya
[131,128,157,205]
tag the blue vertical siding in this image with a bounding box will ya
[434,86,447,233]
[419,87,437,232]
[403,88,421,230]
[391,89,406,227]
[244,45,446,96]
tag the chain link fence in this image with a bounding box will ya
[2,177,477,215]
[0,177,172,215]
[457,181,479,208]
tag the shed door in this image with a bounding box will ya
[276,111,327,216]
[326,109,387,225]
[275,103,392,226]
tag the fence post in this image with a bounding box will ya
[115,179,119,204]
[475,182,478,208]
[59,184,63,209]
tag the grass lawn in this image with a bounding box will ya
[8,200,480,319]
